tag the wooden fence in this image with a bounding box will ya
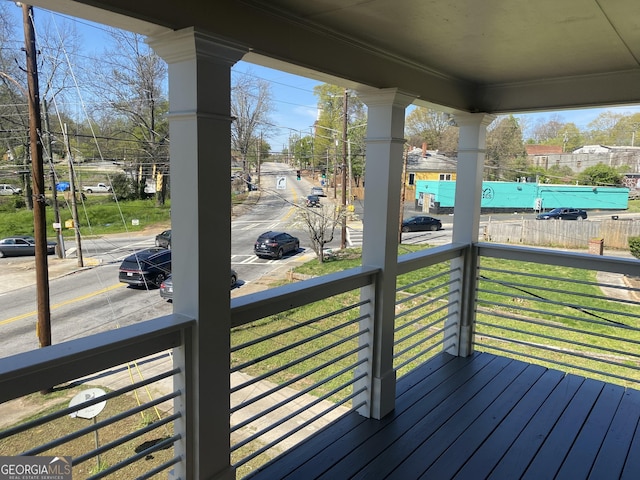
[482,217,640,250]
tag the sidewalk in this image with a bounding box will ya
[0,256,100,295]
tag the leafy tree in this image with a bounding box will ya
[289,133,314,169]
[585,111,624,145]
[611,113,640,146]
[485,115,526,181]
[110,172,136,200]
[312,85,366,190]
[545,165,576,184]
[405,107,456,151]
[576,163,623,186]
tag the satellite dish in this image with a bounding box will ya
[69,388,107,419]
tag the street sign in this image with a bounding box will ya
[277,177,286,189]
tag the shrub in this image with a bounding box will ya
[630,236,640,259]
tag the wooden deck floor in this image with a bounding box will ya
[247,351,640,479]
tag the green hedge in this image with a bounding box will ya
[630,236,640,259]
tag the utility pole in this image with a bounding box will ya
[23,3,51,350]
[257,131,262,187]
[341,89,348,249]
[399,147,408,244]
[64,123,84,267]
[42,99,65,258]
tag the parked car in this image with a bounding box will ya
[160,269,238,301]
[401,215,442,232]
[118,247,171,288]
[536,208,587,220]
[0,184,22,195]
[306,195,321,207]
[0,236,56,258]
[155,229,171,248]
[82,183,112,193]
[311,186,325,197]
[254,231,300,259]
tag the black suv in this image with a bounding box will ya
[119,247,172,287]
[254,231,299,259]
[306,195,321,207]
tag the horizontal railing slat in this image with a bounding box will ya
[230,265,379,327]
[0,314,194,403]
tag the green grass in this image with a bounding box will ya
[0,196,171,239]
[0,188,257,239]
[627,199,640,213]
[231,244,640,420]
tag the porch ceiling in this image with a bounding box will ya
[35,0,640,113]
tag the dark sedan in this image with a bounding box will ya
[536,208,587,220]
[401,216,442,232]
[254,231,299,259]
[155,229,171,248]
[0,236,56,258]
[119,247,171,288]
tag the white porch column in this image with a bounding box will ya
[444,113,495,357]
[355,88,415,419]
[148,29,247,480]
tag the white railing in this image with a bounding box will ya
[0,315,193,479]
[2,242,639,479]
[228,266,378,477]
[474,243,640,389]
[394,243,467,375]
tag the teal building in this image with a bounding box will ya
[415,181,629,214]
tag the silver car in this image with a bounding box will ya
[160,269,238,301]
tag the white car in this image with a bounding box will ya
[82,183,112,193]
[0,184,22,195]
[311,186,325,197]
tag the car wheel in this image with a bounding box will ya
[153,273,165,287]
[230,274,237,288]
[430,225,438,231]
[577,216,584,221]
[86,189,92,194]
[401,226,410,233]
[0,250,4,258]
[277,248,284,259]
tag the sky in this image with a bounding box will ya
[6,3,640,152]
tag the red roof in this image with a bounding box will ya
[525,145,563,155]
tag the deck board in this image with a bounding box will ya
[247,352,640,480]
[592,389,640,479]
[452,368,565,480]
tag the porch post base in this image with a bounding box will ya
[370,369,397,419]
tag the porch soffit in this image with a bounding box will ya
[34,0,640,114]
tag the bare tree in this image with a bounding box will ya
[90,29,169,203]
[0,5,82,208]
[291,204,347,263]
[231,70,273,178]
